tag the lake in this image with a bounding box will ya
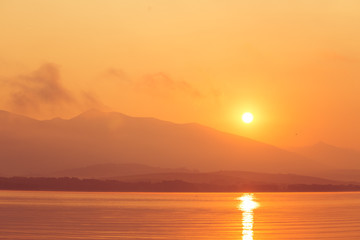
[0,191,359,239]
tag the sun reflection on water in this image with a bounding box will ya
[237,194,259,240]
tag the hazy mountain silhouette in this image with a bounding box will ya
[110,171,341,185]
[32,161,352,190]
[293,142,360,169]
[49,163,192,178]
[0,109,324,176]
[291,142,360,182]
[41,162,345,186]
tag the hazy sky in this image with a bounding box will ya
[1,0,360,149]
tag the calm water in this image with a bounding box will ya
[0,191,360,240]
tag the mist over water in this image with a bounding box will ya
[1,191,360,240]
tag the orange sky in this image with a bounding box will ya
[1,0,360,149]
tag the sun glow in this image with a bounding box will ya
[242,112,254,124]
[237,194,259,240]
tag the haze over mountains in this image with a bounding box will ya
[0,109,316,174]
[292,142,360,169]
[38,163,342,188]
[291,142,360,182]
[51,163,192,179]
[0,109,359,183]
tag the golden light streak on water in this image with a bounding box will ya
[237,194,259,240]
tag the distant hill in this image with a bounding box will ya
[316,169,360,183]
[45,163,340,185]
[110,170,341,186]
[0,176,357,192]
[49,163,192,178]
[0,109,324,176]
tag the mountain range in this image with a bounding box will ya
[0,109,359,183]
[45,163,339,184]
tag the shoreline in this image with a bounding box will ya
[1,176,360,193]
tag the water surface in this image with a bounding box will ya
[0,191,359,239]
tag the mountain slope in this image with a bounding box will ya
[291,142,360,181]
[0,109,323,176]
[292,142,360,169]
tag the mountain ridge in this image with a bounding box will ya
[0,109,325,176]
[39,163,345,186]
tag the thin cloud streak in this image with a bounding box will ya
[0,63,106,118]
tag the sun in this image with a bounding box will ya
[242,112,254,124]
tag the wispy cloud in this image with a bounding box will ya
[138,72,204,99]
[1,63,105,117]
[99,68,222,107]
[6,63,74,113]
[103,68,129,82]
